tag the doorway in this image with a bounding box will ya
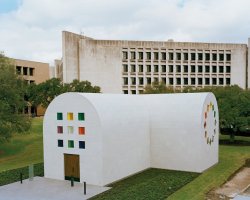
[64,154,80,182]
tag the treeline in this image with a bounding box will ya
[144,82,250,140]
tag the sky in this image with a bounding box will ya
[1,0,250,65]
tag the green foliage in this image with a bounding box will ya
[27,78,101,108]
[91,168,198,200]
[143,82,176,94]
[0,53,31,142]
[0,163,44,186]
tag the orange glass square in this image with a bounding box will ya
[79,127,85,135]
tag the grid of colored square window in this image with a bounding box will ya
[57,112,85,121]
[57,139,85,149]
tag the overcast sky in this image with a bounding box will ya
[1,0,250,65]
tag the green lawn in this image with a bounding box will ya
[0,117,43,172]
[168,137,250,200]
[1,119,250,200]
[91,169,198,200]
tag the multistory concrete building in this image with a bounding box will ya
[56,31,250,94]
[15,59,50,115]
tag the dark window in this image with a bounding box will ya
[162,77,166,84]
[198,78,202,85]
[226,54,231,61]
[191,78,195,85]
[183,53,188,60]
[169,65,173,73]
[16,66,22,75]
[219,66,224,73]
[205,53,210,61]
[123,77,128,85]
[154,65,159,72]
[131,51,136,60]
[79,141,85,149]
[176,78,181,85]
[123,90,128,94]
[131,77,136,85]
[191,65,195,73]
[147,65,151,72]
[219,78,224,85]
[212,66,217,73]
[205,66,210,73]
[29,68,34,76]
[123,64,128,72]
[139,65,143,72]
[58,140,63,147]
[219,54,224,61]
[138,52,143,60]
[131,90,136,94]
[205,78,210,85]
[161,65,166,72]
[176,53,181,60]
[183,65,188,73]
[169,52,174,60]
[191,53,196,61]
[176,65,181,73]
[226,78,230,85]
[68,140,74,148]
[146,52,151,60]
[169,78,174,85]
[198,53,203,61]
[154,77,159,83]
[23,67,28,75]
[212,78,217,85]
[212,53,217,61]
[131,65,136,72]
[154,52,159,60]
[139,77,144,85]
[184,78,188,85]
[226,66,231,73]
[122,51,128,60]
[161,52,166,60]
[147,78,151,84]
[198,65,203,73]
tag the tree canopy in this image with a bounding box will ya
[27,78,101,108]
[0,53,31,142]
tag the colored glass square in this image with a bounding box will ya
[57,113,63,120]
[58,140,63,147]
[67,126,74,134]
[79,141,85,149]
[67,112,73,120]
[78,113,85,121]
[57,126,63,134]
[68,140,74,148]
[79,127,85,135]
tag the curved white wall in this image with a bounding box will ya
[43,92,219,186]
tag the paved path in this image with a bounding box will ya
[0,177,110,200]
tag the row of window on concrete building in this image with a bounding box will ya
[122,51,231,62]
[122,65,231,73]
[123,77,230,86]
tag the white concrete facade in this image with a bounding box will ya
[43,92,219,186]
[56,31,250,94]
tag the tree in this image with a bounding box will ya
[143,82,176,94]
[0,53,31,142]
[27,78,101,108]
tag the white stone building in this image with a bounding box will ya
[43,92,219,186]
[55,31,250,94]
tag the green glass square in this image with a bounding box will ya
[68,140,74,148]
[57,113,63,120]
[78,113,85,121]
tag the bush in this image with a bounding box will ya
[0,163,44,186]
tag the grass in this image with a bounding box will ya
[0,117,43,172]
[168,135,250,200]
[91,169,199,200]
